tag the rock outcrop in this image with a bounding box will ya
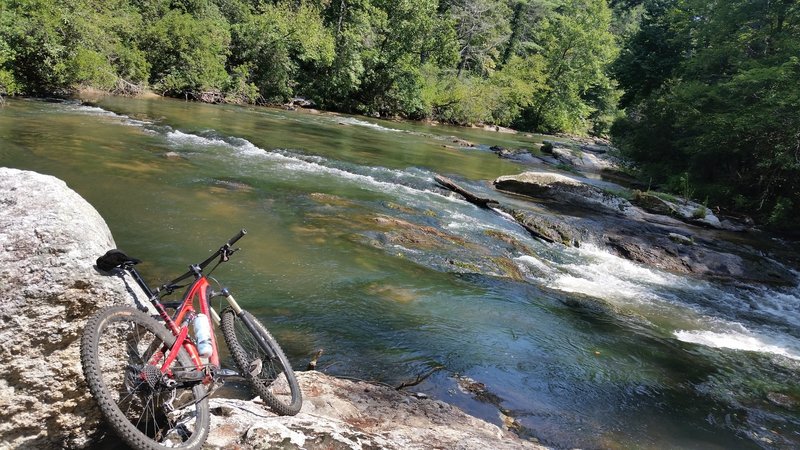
[0,167,541,449]
[488,170,794,285]
[206,371,539,449]
[0,168,149,449]
[630,190,728,229]
[494,171,632,215]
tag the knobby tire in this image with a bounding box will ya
[80,306,210,450]
[220,309,302,416]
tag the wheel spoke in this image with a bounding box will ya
[81,306,209,449]
[220,309,302,416]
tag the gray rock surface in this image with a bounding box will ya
[494,171,632,215]
[0,167,149,449]
[489,170,795,285]
[0,167,542,449]
[206,371,540,449]
[551,147,617,172]
[631,190,726,229]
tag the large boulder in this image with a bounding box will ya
[494,171,632,215]
[631,190,729,230]
[0,168,149,448]
[551,147,617,172]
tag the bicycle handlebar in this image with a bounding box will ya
[161,229,247,293]
[226,229,247,247]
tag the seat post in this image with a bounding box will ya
[126,265,155,299]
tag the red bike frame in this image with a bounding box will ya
[128,230,247,385]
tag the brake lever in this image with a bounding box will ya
[219,246,240,262]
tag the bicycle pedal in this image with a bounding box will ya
[172,370,206,382]
[215,368,240,378]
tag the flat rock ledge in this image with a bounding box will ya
[494,171,632,215]
[0,167,542,450]
[207,371,540,449]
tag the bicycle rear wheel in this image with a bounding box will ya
[81,306,210,450]
[220,309,302,416]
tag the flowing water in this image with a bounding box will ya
[2,97,800,449]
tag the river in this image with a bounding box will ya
[1,97,799,449]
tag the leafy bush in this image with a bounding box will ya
[144,10,231,95]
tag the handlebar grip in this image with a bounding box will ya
[226,229,247,247]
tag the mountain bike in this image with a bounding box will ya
[80,230,302,450]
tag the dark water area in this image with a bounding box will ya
[1,97,799,449]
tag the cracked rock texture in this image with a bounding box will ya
[206,371,541,450]
[0,168,148,449]
[0,167,541,449]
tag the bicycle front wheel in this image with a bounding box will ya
[220,309,302,415]
[80,306,210,450]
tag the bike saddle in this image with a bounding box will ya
[96,249,141,271]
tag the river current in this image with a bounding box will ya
[1,97,799,449]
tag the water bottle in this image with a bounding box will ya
[192,313,213,357]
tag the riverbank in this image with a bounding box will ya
[0,167,540,449]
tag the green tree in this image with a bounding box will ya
[313,0,456,117]
[420,53,545,126]
[0,0,148,95]
[0,14,19,95]
[231,1,334,102]
[144,9,230,96]
[611,0,684,108]
[613,0,800,226]
[445,0,511,76]
[500,0,556,66]
[518,0,618,133]
[356,0,451,116]
[310,0,382,110]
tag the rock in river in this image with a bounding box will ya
[494,170,632,215]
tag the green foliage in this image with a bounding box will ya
[0,0,149,95]
[516,0,619,134]
[145,9,230,95]
[611,0,682,107]
[231,1,333,102]
[447,0,511,76]
[419,54,545,126]
[1,0,75,94]
[420,65,495,124]
[352,0,448,116]
[0,31,19,95]
[0,0,625,136]
[223,64,260,103]
[613,0,800,227]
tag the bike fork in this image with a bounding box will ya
[223,290,278,360]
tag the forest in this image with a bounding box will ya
[0,0,798,227]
